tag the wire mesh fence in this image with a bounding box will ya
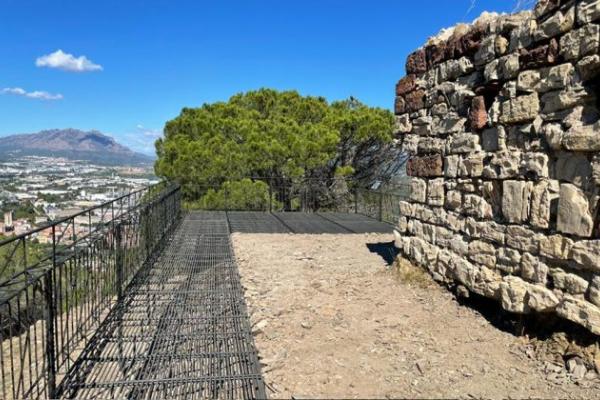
[0,183,181,400]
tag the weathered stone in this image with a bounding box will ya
[534,7,574,42]
[589,276,600,307]
[556,153,593,186]
[540,234,574,259]
[444,155,460,178]
[481,126,502,151]
[458,153,484,177]
[506,225,541,254]
[510,19,537,52]
[463,218,506,244]
[497,247,522,269]
[540,63,575,92]
[394,96,406,114]
[500,276,529,313]
[593,154,600,186]
[417,137,445,154]
[484,53,520,82]
[447,134,481,154]
[426,43,447,69]
[563,121,600,151]
[578,0,600,24]
[520,152,549,179]
[527,284,560,312]
[560,24,600,61]
[427,178,445,207]
[394,114,412,134]
[433,116,466,135]
[557,183,594,237]
[499,93,540,124]
[405,90,426,112]
[542,123,563,150]
[482,180,503,216]
[519,38,559,69]
[577,55,600,81]
[475,35,497,66]
[463,194,493,219]
[556,296,600,335]
[399,201,414,217]
[534,0,561,19]
[401,134,419,155]
[406,49,427,74]
[530,180,559,229]
[410,178,427,203]
[445,190,462,211]
[469,96,488,130]
[468,240,496,267]
[483,151,521,179]
[452,258,500,299]
[542,88,596,114]
[407,155,444,177]
[495,35,509,56]
[396,75,417,96]
[517,69,542,93]
[502,180,532,223]
[521,253,549,284]
[552,269,589,295]
[570,240,600,272]
[411,116,432,136]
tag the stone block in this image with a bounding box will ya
[556,296,600,335]
[444,155,460,178]
[542,123,563,150]
[502,180,532,223]
[577,0,600,24]
[463,194,493,219]
[520,152,549,179]
[396,75,416,96]
[542,88,596,114]
[534,7,574,42]
[401,134,419,155]
[499,93,540,124]
[448,133,481,154]
[530,180,559,229]
[517,69,542,93]
[519,38,559,69]
[556,183,594,237]
[481,126,504,151]
[570,240,600,272]
[474,35,497,66]
[394,96,406,114]
[521,253,548,284]
[468,240,496,267]
[409,178,427,203]
[484,53,520,82]
[417,137,445,154]
[445,190,462,210]
[427,178,445,207]
[506,225,541,254]
[540,234,574,259]
[589,276,600,307]
[500,276,529,313]
[483,151,521,179]
[534,0,561,19]
[394,114,412,134]
[458,153,484,177]
[497,247,522,272]
[433,116,466,135]
[551,269,589,295]
[555,152,593,186]
[560,24,600,61]
[469,96,488,130]
[407,155,444,177]
[405,90,426,112]
[577,55,600,81]
[406,49,427,74]
[563,121,600,151]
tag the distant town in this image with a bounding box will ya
[0,155,158,242]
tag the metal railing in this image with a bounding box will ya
[184,177,411,219]
[0,183,181,400]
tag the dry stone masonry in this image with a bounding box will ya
[394,0,600,335]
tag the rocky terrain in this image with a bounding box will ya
[233,233,600,399]
[394,0,600,336]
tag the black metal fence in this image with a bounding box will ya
[184,177,411,221]
[0,183,181,400]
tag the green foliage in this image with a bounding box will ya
[155,89,394,206]
[185,179,279,211]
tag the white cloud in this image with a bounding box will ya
[123,125,163,155]
[36,49,103,72]
[1,87,63,100]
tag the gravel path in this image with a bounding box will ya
[232,233,600,399]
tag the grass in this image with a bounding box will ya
[392,256,433,288]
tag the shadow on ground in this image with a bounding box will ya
[366,241,399,266]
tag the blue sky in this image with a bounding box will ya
[0,0,520,155]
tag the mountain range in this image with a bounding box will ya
[0,129,154,165]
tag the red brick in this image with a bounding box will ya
[469,96,488,131]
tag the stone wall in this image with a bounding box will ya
[393,0,600,335]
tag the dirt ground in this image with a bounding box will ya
[232,233,600,399]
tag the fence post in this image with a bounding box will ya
[115,223,124,300]
[354,190,358,214]
[378,190,383,222]
[45,226,57,398]
[268,178,273,213]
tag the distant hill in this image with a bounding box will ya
[0,129,154,165]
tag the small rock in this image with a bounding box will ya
[567,357,587,380]
[300,321,312,329]
[252,319,269,334]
